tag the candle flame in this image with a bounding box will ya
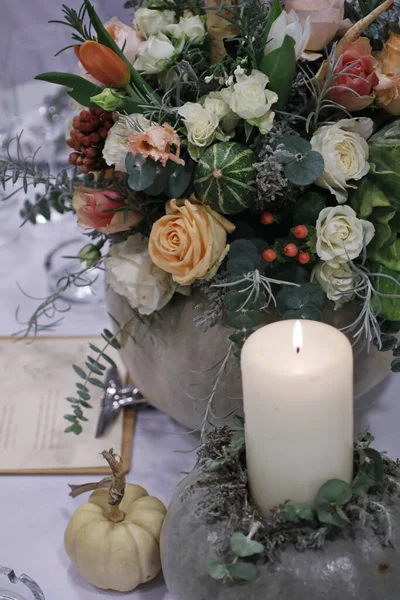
[293,320,303,352]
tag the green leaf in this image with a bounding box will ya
[276,282,325,316]
[66,397,78,403]
[230,429,245,453]
[244,121,254,143]
[78,391,91,401]
[315,479,352,508]
[227,310,265,329]
[73,364,86,379]
[205,458,227,471]
[295,503,315,522]
[165,158,194,198]
[370,262,400,321]
[391,357,400,371]
[317,506,350,527]
[85,361,105,376]
[233,415,244,428]
[65,422,83,435]
[227,561,258,582]
[206,560,229,580]
[371,239,400,271]
[64,414,76,422]
[88,377,105,388]
[89,343,102,354]
[278,503,297,522]
[262,0,283,41]
[293,191,327,226]
[353,447,384,495]
[74,407,83,418]
[229,239,259,259]
[230,533,265,557]
[227,255,263,276]
[283,305,322,321]
[76,383,89,392]
[377,335,398,351]
[126,156,157,191]
[79,401,92,408]
[260,35,296,110]
[284,151,325,186]
[35,72,86,87]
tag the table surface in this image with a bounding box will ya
[1,12,400,597]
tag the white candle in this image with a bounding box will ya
[241,319,353,514]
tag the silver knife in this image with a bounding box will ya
[95,367,148,438]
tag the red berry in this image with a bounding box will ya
[84,147,98,158]
[299,252,310,264]
[80,122,94,133]
[263,249,277,262]
[83,157,95,166]
[80,110,91,122]
[68,152,79,165]
[90,107,103,116]
[294,225,308,239]
[103,120,113,130]
[89,132,101,144]
[284,243,298,257]
[90,116,101,128]
[98,127,109,139]
[260,211,274,225]
[72,116,81,129]
[76,155,84,166]
[66,138,75,148]
[81,136,92,147]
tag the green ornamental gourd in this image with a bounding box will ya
[194,142,257,215]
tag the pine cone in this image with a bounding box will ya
[67,108,114,174]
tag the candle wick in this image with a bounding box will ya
[296,347,300,354]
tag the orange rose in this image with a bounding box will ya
[149,198,235,285]
[72,187,141,234]
[375,32,400,115]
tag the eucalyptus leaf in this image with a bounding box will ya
[391,357,400,371]
[317,506,350,527]
[72,364,86,379]
[283,305,322,321]
[230,429,245,453]
[228,310,265,329]
[230,533,265,557]
[227,561,258,582]
[315,479,352,508]
[165,158,194,197]
[280,136,312,159]
[206,560,229,580]
[284,151,325,186]
[229,239,259,259]
[295,503,315,522]
[127,157,157,192]
[278,503,297,522]
[233,415,244,428]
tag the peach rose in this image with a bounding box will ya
[149,198,235,285]
[328,38,378,111]
[105,17,144,64]
[72,187,141,234]
[284,0,345,52]
[375,32,400,115]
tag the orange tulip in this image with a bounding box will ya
[75,41,130,87]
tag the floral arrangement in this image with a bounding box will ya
[4,0,400,433]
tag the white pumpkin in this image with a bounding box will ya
[64,450,167,592]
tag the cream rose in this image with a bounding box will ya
[149,198,235,285]
[312,260,357,306]
[134,33,178,74]
[178,102,220,148]
[133,8,176,38]
[316,205,375,266]
[103,114,150,171]
[311,117,373,204]
[166,12,206,43]
[105,234,176,315]
[226,69,278,134]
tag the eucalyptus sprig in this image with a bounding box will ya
[65,313,136,433]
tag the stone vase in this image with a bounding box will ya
[106,287,394,430]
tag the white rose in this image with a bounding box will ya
[166,12,206,43]
[265,11,311,60]
[134,33,177,74]
[105,234,176,315]
[133,8,176,38]
[228,69,278,133]
[311,117,373,204]
[102,114,151,171]
[312,261,357,306]
[178,102,219,148]
[316,205,375,266]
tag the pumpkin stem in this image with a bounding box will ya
[101,448,126,523]
[67,448,126,523]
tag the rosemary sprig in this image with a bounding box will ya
[50,3,95,55]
